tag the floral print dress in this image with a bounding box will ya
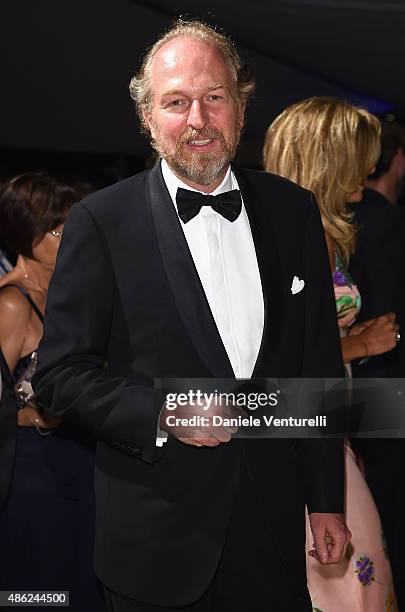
[306,251,397,612]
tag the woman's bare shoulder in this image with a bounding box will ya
[0,286,32,371]
[0,285,31,329]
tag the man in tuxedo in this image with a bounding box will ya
[349,121,405,605]
[33,20,350,612]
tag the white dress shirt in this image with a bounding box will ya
[161,159,264,378]
[156,160,265,446]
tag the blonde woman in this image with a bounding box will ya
[264,97,398,611]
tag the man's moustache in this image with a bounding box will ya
[179,129,226,144]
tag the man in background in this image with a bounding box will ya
[349,121,405,605]
[350,122,405,337]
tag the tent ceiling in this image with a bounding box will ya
[0,0,403,160]
[142,0,405,110]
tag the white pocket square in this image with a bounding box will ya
[291,276,305,295]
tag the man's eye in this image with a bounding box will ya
[207,94,223,102]
[168,99,185,107]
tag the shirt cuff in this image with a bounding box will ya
[155,403,168,447]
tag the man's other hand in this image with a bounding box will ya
[308,512,351,564]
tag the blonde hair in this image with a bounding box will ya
[263,97,381,262]
[129,19,255,133]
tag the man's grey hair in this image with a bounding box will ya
[129,19,255,133]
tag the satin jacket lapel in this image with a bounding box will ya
[147,163,234,379]
[233,167,285,377]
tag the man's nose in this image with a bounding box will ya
[187,99,207,130]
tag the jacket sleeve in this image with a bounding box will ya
[301,194,345,514]
[32,202,164,464]
[350,204,401,322]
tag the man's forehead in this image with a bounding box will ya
[150,37,231,83]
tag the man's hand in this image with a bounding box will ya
[159,399,243,448]
[308,512,351,564]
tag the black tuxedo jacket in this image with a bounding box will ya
[349,188,401,378]
[349,188,400,323]
[33,163,344,606]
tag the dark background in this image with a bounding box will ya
[1,0,404,187]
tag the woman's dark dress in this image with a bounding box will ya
[0,285,105,611]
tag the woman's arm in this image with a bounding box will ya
[0,287,60,428]
[324,232,397,364]
[342,313,397,363]
[341,332,369,363]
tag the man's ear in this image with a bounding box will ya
[238,104,246,131]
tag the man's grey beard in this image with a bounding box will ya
[151,126,241,186]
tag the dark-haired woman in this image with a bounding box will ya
[0,173,105,611]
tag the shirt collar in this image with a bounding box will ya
[160,159,238,212]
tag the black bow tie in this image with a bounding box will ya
[176,187,242,224]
